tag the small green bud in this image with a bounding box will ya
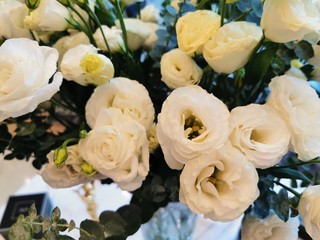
[81,162,96,176]
[79,130,88,138]
[26,0,41,10]
[53,147,68,168]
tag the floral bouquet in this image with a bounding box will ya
[1,0,320,239]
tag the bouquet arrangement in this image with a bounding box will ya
[1,0,320,239]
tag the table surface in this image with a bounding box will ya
[0,157,241,239]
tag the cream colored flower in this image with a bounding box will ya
[93,25,124,53]
[61,44,114,86]
[267,74,320,160]
[261,0,320,44]
[229,104,290,169]
[24,0,70,32]
[203,21,262,74]
[0,38,62,121]
[160,48,203,89]
[41,145,105,188]
[53,31,90,66]
[78,108,149,191]
[115,18,151,51]
[241,213,299,240]
[147,123,159,153]
[179,143,259,221]
[0,0,32,39]
[85,77,155,130]
[298,185,320,240]
[176,10,220,54]
[141,4,160,23]
[156,85,230,170]
[144,22,159,50]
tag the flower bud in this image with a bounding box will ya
[26,0,41,10]
[53,146,68,168]
[81,161,96,176]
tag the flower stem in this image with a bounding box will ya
[220,0,227,26]
[273,157,320,169]
[273,180,301,198]
[196,0,210,10]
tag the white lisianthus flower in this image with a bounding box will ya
[267,74,320,160]
[144,22,159,50]
[147,123,159,153]
[24,0,70,32]
[179,143,259,221]
[85,77,155,130]
[0,38,62,121]
[140,5,160,23]
[203,21,262,74]
[61,44,114,86]
[160,48,203,89]
[298,185,320,240]
[241,213,299,240]
[78,108,149,191]
[93,25,124,53]
[0,0,32,39]
[41,145,105,188]
[53,31,90,66]
[308,44,320,68]
[261,0,320,44]
[229,104,290,169]
[176,10,220,54]
[115,18,151,51]
[156,85,230,170]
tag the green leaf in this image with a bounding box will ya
[294,40,314,60]
[28,204,37,219]
[57,218,68,232]
[44,230,57,240]
[51,207,61,222]
[116,205,141,236]
[272,189,290,222]
[99,211,127,239]
[246,44,278,84]
[16,122,36,136]
[79,219,105,240]
[56,235,76,240]
[68,220,76,232]
[8,222,33,240]
[43,215,52,232]
[269,168,312,183]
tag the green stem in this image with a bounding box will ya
[113,0,130,57]
[273,180,302,198]
[220,0,227,26]
[273,157,320,169]
[62,138,79,147]
[32,222,93,237]
[196,0,210,10]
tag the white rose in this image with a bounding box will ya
[93,25,124,53]
[0,38,62,121]
[261,0,320,44]
[78,108,149,191]
[160,48,203,89]
[41,145,105,188]
[267,74,320,160]
[85,77,155,130]
[176,10,220,54]
[24,0,70,32]
[241,213,299,240]
[0,0,32,39]
[179,143,259,221]
[298,185,320,240]
[203,21,262,74]
[61,44,114,86]
[115,18,151,51]
[229,104,290,169]
[53,31,90,66]
[140,5,160,23]
[156,85,230,170]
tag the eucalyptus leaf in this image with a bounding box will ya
[117,205,141,235]
[98,211,127,238]
[8,222,33,240]
[271,189,290,222]
[16,122,36,136]
[80,219,105,239]
[268,168,312,183]
[51,207,61,222]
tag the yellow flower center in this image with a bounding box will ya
[184,113,206,140]
[80,54,103,74]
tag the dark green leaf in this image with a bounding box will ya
[51,207,61,222]
[57,218,68,232]
[8,222,33,240]
[99,211,127,239]
[43,230,56,240]
[165,5,177,16]
[272,189,290,222]
[117,205,141,235]
[294,41,314,60]
[269,168,312,183]
[80,219,105,239]
[16,122,36,136]
[56,235,76,240]
[68,220,76,232]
